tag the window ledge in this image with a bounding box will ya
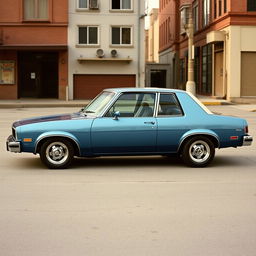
[76,44,100,48]
[22,19,50,23]
[110,45,134,48]
[109,9,134,13]
[75,8,100,12]
[77,57,133,63]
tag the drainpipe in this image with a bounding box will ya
[137,1,141,87]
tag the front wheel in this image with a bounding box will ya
[40,138,74,169]
[181,136,215,167]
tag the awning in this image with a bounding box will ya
[207,31,226,44]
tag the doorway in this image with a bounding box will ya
[214,51,224,97]
[150,70,166,88]
[18,52,58,98]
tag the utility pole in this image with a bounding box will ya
[185,6,196,95]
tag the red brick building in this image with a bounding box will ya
[0,0,68,100]
[159,0,256,100]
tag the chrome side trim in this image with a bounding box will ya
[242,135,253,146]
[34,135,81,155]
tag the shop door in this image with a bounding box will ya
[18,52,58,98]
[214,51,224,97]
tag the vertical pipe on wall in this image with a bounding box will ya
[137,0,141,87]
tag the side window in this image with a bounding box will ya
[158,94,183,117]
[105,93,156,118]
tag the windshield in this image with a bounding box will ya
[82,91,115,116]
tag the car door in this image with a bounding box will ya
[156,93,187,153]
[91,92,157,154]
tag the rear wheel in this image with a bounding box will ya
[40,138,74,169]
[181,136,215,167]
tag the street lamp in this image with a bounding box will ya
[185,7,196,95]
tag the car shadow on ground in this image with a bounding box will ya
[11,154,255,170]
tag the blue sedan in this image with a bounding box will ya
[6,88,253,169]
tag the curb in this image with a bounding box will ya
[202,101,232,106]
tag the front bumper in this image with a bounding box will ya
[242,135,253,146]
[6,135,21,153]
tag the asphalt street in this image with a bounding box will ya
[0,105,256,256]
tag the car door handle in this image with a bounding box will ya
[144,121,155,125]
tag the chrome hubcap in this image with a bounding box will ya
[189,140,210,163]
[46,142,69,165]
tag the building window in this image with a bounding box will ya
[218,0,222,16]
[78,26,99,45]
[214,0,217,18]
[111,26,132,45]
[224,0,227,13]
[78,0,88,9]
[111,0,132,10]
[23,0,48,20]
[201,44,212,94]
[248,0,256,11]
[180,5,190,35]
[179,59,186,86]
[193,1,199,32]
[202,0,210,27]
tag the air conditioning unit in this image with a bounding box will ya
[96,49,104,58]
[89,0,99,9]
[111,49,118,58]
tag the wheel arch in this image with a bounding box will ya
[35,133,81,156]
[178,131,220,153]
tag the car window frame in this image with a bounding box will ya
[102,91,158,118]
[156,92,184,118]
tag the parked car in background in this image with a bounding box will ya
[7,88,253,169]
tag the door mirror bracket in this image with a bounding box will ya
[113,111,120,120]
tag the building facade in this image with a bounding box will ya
[159,0,256,100]
[0,0,68,100]
[146,8,159,63]
[68,0,145,100]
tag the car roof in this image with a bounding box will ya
[103,87,186,94]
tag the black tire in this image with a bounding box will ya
[40,138,74,169]
[181,136,215,167]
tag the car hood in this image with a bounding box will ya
[13,112,92,128]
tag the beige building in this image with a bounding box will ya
[68,0,145,100]
[145,8,159,63]
[208,26,256,102]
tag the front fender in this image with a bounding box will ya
[34,131,81,154]
[178,129,220,150]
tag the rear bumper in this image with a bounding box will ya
[242,135,253,146]
[6,135,21,153]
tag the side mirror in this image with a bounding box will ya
[113,111,120,120]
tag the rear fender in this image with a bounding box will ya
[178,129,220,151]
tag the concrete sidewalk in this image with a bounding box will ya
[0,96,232,108]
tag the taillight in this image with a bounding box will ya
[244,126,248,134]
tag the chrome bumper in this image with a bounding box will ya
[242,135,253,146]
[6,135,21,153]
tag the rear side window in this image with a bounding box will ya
[158,93,183,116]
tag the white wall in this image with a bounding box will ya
[225,25,256,99]
[68,0,145,99]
